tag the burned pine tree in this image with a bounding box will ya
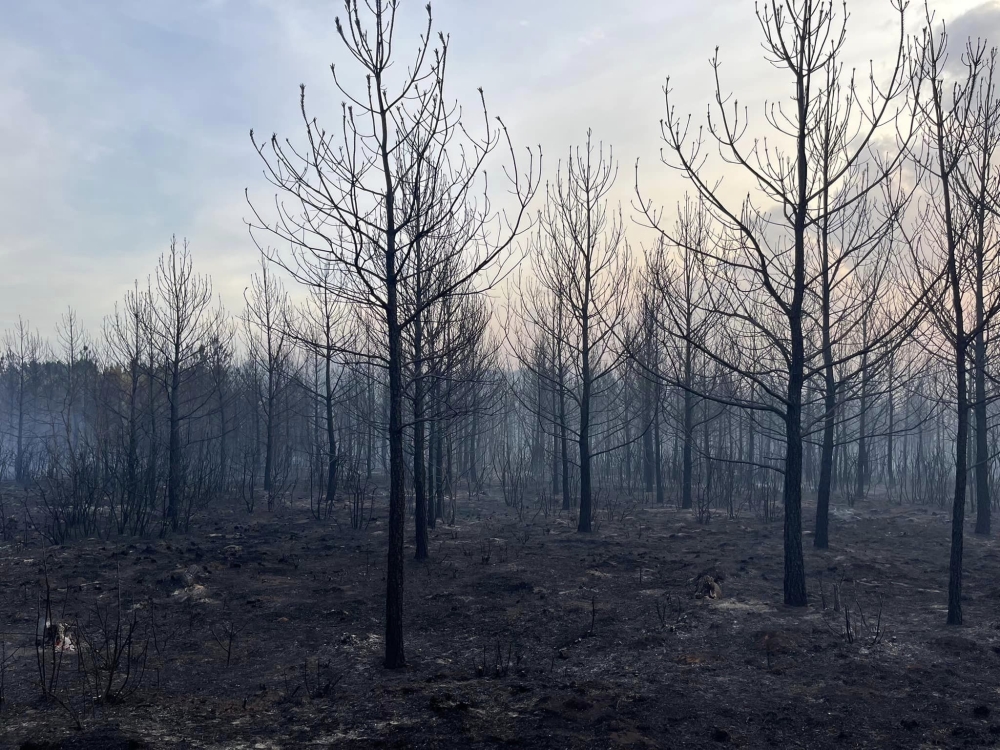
[909,19,1000,625]
[144,237,228,533]
[510,132,629,532]
[639,0,911,605]
[243,259,296,508]
[642,197,713,513]
[103,285,157,535]
[298,259,351,521]
[248,0,537,668]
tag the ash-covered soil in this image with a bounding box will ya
[2,493,1000,749]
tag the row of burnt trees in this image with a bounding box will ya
[0,242,507,540]
[1,284,981,538]
[270,0,998,648]
[0,244,325,538]
[507,326,983,512]
[639,0,1000,628]
[7,0,1000,669]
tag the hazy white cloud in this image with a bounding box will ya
[947,0,1000,47]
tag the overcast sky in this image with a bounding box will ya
[0,0,993,337]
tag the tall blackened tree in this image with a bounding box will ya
[145,237,227,532]
[640,0,911,604]
[910,20,1000,625]
[249,1,537,667]
[512,132,628,532]
[243,259,295,504]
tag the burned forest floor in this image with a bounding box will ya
[2,489,1000,749]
